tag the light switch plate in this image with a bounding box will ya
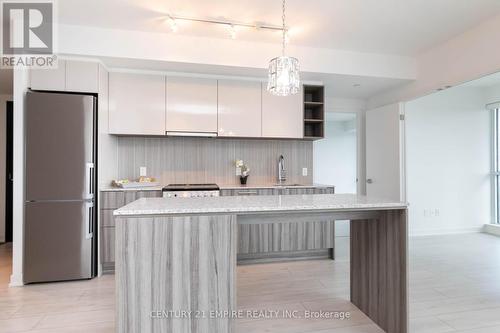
[236,167,242,176]
[140,166,147,177]
[302,168,308,176]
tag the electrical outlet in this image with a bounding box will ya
[140,166,147,177]
[235,167,242,176]
[302,168,308,176]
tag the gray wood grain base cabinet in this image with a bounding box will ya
[99,190,162,273]
[115,208,408,333]
[100,187,335,272]
[221,187,336,263]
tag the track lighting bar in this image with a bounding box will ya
[166,14,287,34]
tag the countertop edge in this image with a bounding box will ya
[113,205,408,217]
[100,184,335,192]
[112,194,408,217]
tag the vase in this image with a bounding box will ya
[240,175,248,185]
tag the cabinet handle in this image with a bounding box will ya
[85,201,94,239]
[85,162,94,199]
[237,190,258,195]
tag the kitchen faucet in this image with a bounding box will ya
[278,155,287,184]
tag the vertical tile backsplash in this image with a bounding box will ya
[115,137,313,185]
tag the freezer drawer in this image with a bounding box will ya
[24,201,94,284]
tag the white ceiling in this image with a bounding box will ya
[58,0,500,56]
[310,73,410,100]
[97,55,411,99]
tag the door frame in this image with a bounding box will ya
[5,101,13,243]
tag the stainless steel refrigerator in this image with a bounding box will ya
[24,91,97,284]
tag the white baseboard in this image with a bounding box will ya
[9,273,23,287]
[410,226,483,237]
[483,224,500,236]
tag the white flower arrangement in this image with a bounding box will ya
[235,159,250,177]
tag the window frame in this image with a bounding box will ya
[493,108,500,224]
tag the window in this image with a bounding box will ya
[493,108,500,224]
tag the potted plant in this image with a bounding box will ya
[235,160,250,185]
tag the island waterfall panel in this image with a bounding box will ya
[350,210,408,333]
[116,215,237,333]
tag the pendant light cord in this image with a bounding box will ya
[282,0,286,56]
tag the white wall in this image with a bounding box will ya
[314,113,357,193]
[58,24,416,81]
[405,87,491,235]
[368,13,500,109]
[10,68,29,286]
[483,83,500,104]
[0,94,12,243]
[314,98,365,237]
[96,64,118,188]
[318,97,367,193]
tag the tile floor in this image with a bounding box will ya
[0,233,500,333]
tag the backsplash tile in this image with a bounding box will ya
[115,137,313,185]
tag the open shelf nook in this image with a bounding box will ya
[303,85,325,139]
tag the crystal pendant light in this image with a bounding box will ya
[267,0,300,96]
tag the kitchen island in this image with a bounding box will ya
[114,194,408,333]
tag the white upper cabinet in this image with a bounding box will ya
[30,60,66,91]
[218,80,262,137]
[166,77,218,134]
[30,60,99,93]
[65,60,99,93]
[108,72,166,135]
[262,86,303,138]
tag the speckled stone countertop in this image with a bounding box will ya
[113,194,407,216]
[100,186,163,192]
[100,183,334,192]
[218,183,335,190]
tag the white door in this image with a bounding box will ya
[365,103,405,201]
[65,60,99,93]
[166,77,218,134]
[218,80,262,137]
[30,60,66,91]
[262,85,303,138]
[108,72,166,135]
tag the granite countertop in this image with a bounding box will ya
[114,193,407,216]
[218,183,335,190]
[100,186,163,192]
[100,183,334,192]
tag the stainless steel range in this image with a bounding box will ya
[162,184,220,198]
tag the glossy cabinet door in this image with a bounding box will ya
[108,72,166,135]
[30,60,66,91]
[166,77,217,133]
[66,60,99,93]
[262,85,303,138]
[218,80,261,137]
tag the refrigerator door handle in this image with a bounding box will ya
[85,162,94,200]
[85,201,94,239]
